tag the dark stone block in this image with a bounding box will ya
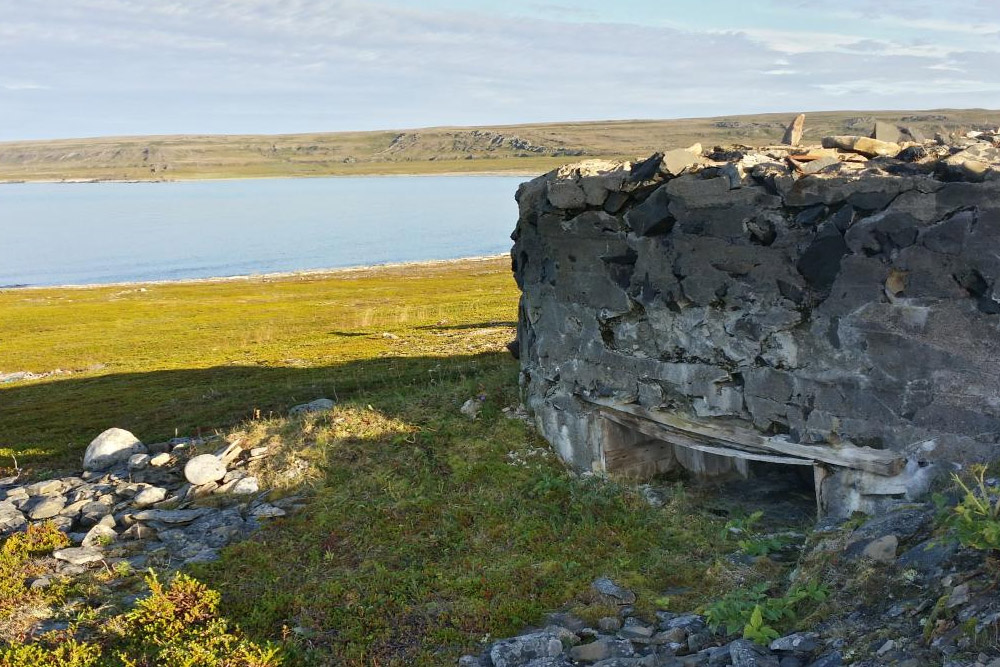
[796,224,847,291]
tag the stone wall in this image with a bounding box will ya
[512,127,1000,514]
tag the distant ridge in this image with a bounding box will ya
[1,108,998,182]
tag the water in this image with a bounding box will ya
[0,176,527,287]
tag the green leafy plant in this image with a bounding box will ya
[702,581,830,645]
[947,464,1000,552]
[742,605,780,644]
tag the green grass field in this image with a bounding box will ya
[0,258,747,665]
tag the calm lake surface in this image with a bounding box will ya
[0,176,527,287]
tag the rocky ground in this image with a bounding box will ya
[459,490,1000,667]
[0,399,337,637]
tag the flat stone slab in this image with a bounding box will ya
[53,547,104,565]
[132,508,210,524]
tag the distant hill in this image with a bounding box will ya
[1,109,998,182]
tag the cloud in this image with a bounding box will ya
[0,0,998,139]
[1,82,48,90]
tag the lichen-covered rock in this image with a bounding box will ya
[489,631,565,667]
[83,428,146,471]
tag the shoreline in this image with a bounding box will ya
[2,254,511,292]
[0,170,547,186]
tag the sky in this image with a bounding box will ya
[2,0,1000,140]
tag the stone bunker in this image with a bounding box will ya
[511,123,1000,517]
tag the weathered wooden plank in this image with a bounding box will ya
[601,410,814,467]
[586,398,904,476]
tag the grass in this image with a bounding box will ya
[3,109,999,182]
[0,257,741,665]
[0,257,517,474]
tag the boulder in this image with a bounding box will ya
[83,428,146,471]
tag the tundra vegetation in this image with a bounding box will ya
[0,258,750,665]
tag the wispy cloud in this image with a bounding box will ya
[0,0,998,140]
[2,82,48,90]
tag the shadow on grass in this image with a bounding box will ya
[0,350,737,667]
[0,351,515,474]
[415,321,518,331]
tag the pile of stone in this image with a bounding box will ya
[512,113,1000,516]
[459,577,836,667]
[0,425,297,576]
[461,498,1000,666]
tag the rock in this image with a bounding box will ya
[460,398,483,420]
[730,639,779,667]
[78,501,112,527]
[797,157,839,175]
[53,547,104,565]
[24,495,66,520]
[128,453,150,470]
[872,121,903,143]
[624,186,673,236]
[249,447,269,458]
[591,577,637,604]
[0,501,26,533]
[183,455,227,486]
[132,508,209,524]
[805,651,841,666]
[149,453,171,467]
[288,398,336,416]
[83,428,146,471]
[661,146,703,176]
[120,524,156,541]
[490,631,565,667]
[544,613,587,634]
[569,638,634,663]
[897,145,927,162]
[783,114,806,146]
[664,614,705,633]
[821,135,901,157]
[619,619,653,640]
[946,583,970,609]
[547,180,587,209]
[230,476,259,495]
[861,534,898,562]
[24,479,63,496]
[249,503,286,519]
[132,486,167,508]
[81,524,117,548]
[770,633,819,653]
[597,617,622,632]
[875,640,895,656]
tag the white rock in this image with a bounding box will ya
[231,477,259,495]
[184,455,227,486]
[149,453,171,467]
[289,398,335,416]
[132,486,167,508]
[83,428,146,471]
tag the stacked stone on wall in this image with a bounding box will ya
[512,128,1000,497]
